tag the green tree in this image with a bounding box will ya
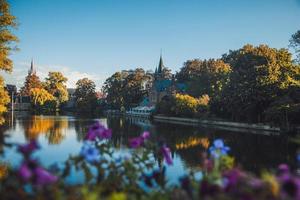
[103,72,125,110]
[74,78,97,113]
[44,72,69,109]
[103,68,152,110]
[20,73,43,96]
[219,44,300,123]
[176,59,231,98]
[0,0,18,120]
[289,30,300,63]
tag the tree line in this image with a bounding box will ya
[103,35,300,126]
[1,0,300,125]
[19,71,101,113]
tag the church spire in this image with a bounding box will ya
[157,53,164,73]
[29,58,36,75]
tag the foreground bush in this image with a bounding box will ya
[0,122,300,200]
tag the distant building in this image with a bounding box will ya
[64,88,76,109]
[5,59,37,111]
[5,84,17,99]
[127,55,186,116]
[148,55,185,105]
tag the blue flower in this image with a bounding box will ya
[209,139,230,159]
[80,142,100,163]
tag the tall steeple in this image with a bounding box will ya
[157,53,164,73]
[29,58,36,75]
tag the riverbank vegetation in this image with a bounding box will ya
[1,122,300,199]
[0,0,18,124]
[104,40,300,127]
[20,72,69,112]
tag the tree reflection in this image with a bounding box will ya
[45,119,68,144]
[21,116,68,144]
[106,117,298,173]
[0,114,16,155]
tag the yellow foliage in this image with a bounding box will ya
[0,163,8,180]
[109,192,127,200]
[176,137,210,150]
[174,93,210,116]
[0,76,10,114]
[262,173,280,197]
[30,88,55,106]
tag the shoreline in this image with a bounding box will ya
[153,115,281,133]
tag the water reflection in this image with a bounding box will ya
[20,116,68,144]
[0,114,298,175]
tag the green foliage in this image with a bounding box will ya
[103,69,152,110]
[218,44,300,123]
[0,0,18,73]
[44,72,69,108]
[176,59,231,98]
[74,78,97,113]
[289,30,300,63]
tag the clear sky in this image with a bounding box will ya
[2,0,300,89]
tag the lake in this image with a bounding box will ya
[0,112,298,184]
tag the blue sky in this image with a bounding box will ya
[2,0,300,89]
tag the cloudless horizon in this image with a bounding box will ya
[2,0,300,89]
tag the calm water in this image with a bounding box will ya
[0,112,298,184]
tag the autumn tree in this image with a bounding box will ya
[0,77,9,116]
[30,88,55,106]
[44,72,69,109]
[176,59,231,98]
[74,78,97,113]
[173,94,210,117]
[0,0,18,119]
[20,72,42,96]
[219,44,300,123]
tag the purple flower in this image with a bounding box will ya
[129,137,144,148]
[18,162,33,181]
[281,177,300,200]
[278,164,290,175]
[128,131,151,148]
[18,160,57,185]
[80,142,100,163]
[161,145,173,165]
[34,167,58,185]
[99,128,112,139]
[223,169,245,192]
[141,131,150,140]
[18,140,40,156]
[209,139,230,159]
[85,122,112,141]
